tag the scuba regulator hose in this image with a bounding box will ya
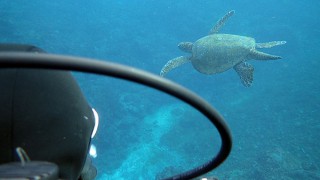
[0,52,232,180]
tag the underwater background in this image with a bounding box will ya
[1,0,319,179]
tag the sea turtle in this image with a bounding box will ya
[160,10,286,87]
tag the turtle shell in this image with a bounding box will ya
[191,34,256,74]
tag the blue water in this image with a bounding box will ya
[1,0,320,179]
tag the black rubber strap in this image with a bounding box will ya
[0,44,45,53]
[0,52,232,180]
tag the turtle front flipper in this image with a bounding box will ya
[209,10,235,34]
[256,41,286,48]
[160,56,190,77]
[233,62,254,87]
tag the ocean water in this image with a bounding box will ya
[1,0,319,179]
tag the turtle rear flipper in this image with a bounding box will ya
[234,62,254,87]
[209,10,235,34]
[160,56,190,77]
[249,50,282,60]
[256,41,286,48]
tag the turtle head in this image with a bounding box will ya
[178,42,193,53]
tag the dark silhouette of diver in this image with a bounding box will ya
[0,43,232,180]
[0,44,97,180]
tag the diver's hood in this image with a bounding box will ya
[0,44,95,179]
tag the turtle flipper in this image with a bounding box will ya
[233,62,254,87]
[256,41,286,48]
[160,56,190,77]
[209,10,235,34]
[249,50,282,60]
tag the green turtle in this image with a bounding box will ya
[160,10,286,87]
